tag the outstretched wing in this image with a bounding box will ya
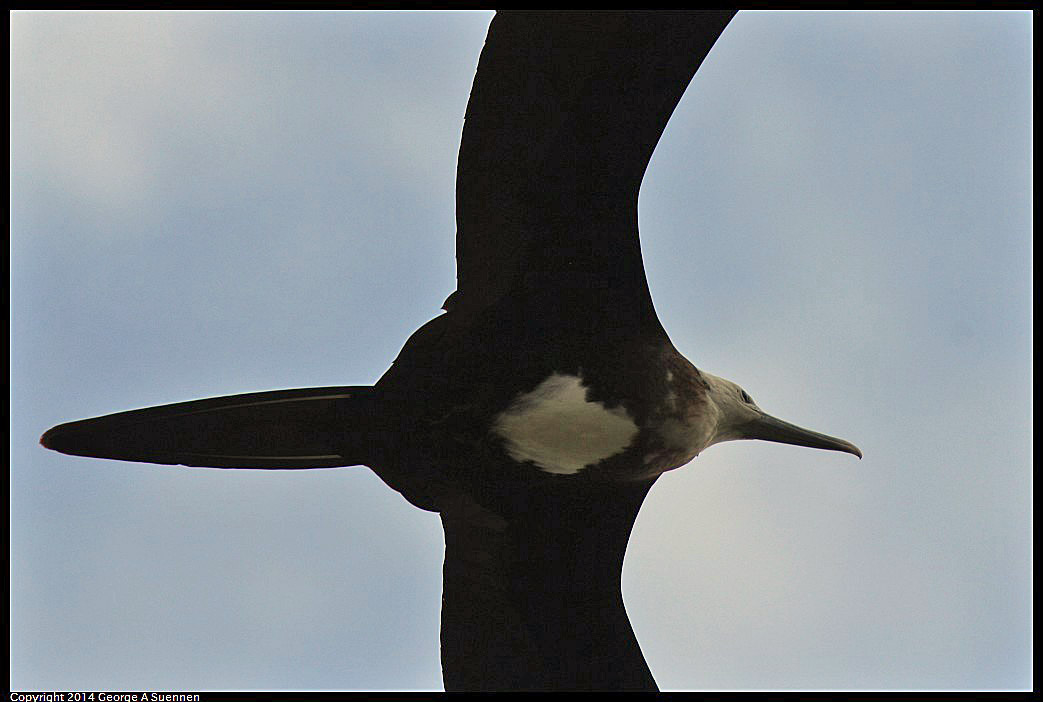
[436,14,736,689]
[40,386,373,469]
[452,10,736,318]
[439,477,660,691]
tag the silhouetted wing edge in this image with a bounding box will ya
[453,10,737,316]
[439,477,660,690]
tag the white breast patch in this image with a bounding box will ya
[491,373,638,475]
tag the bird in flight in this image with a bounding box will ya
[42,10,861,691]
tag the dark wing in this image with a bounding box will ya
[452,10,736,319]
[40,386,373,469]
[435,13,736,690]
[439,477,659,691]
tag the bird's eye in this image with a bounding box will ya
[740,390,753,404]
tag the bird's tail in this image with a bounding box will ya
[40,386,375,469]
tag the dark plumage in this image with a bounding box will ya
[43,11,860,691]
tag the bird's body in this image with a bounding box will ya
[367,300,698,499]
[41,10,860,691]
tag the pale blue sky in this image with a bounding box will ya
[11,10,1032,691]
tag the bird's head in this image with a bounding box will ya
[700,371,862,458]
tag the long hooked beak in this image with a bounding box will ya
[742,412,862,459]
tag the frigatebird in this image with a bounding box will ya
[41,11,861,691]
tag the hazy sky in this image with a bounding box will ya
[11,10,1031,691]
